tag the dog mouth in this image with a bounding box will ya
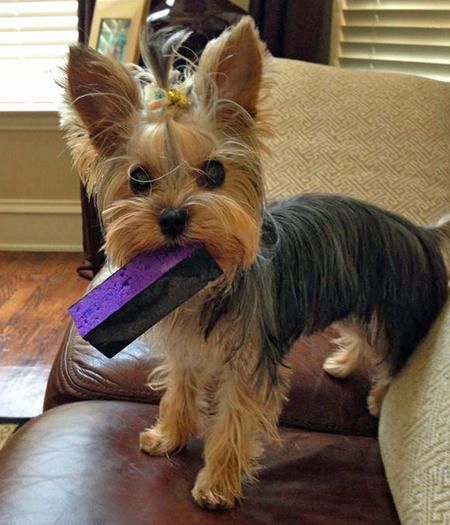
[163,234,189,247]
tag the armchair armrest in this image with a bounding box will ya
[44,324,161,409]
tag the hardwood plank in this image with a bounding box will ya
[0,252,87,417]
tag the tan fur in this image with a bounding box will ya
[62,17,286,510]
[145,303,289,509]
[101,116,263,271]
[324,321,393,416]
[192,365,286,509]
[366,353,392,417]
[140,357,201,455]
[323,322,370,378]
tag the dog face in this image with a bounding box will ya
[62,17,269,274]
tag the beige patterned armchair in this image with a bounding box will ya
[265,58,450,525]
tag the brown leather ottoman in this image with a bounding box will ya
[0,325,399,524]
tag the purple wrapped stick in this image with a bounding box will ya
[69,243,223,358]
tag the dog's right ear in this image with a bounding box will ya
[65,46,141,155]
[195,16,266,119]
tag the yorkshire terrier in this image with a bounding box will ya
[62,17,449,510]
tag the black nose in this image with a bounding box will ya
[159,208,188,237]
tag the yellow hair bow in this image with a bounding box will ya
[144,81,193,111]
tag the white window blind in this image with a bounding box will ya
[331,0,450,82]
[0,0,78,110]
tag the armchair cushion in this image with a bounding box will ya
[0,400,398,525]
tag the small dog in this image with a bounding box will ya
[62,17,449,509]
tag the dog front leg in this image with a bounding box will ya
[192,365,286,510]
[140,358,201,456]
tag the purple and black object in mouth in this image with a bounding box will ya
[69,243,223,358]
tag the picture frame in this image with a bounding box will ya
[89,0,152,64]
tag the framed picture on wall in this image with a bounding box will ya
[89,0,151,63]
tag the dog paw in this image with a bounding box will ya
[139,426,181,456]
[323,354,352,378]
[192,469,238,510]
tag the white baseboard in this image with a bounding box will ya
[0,199,83,252]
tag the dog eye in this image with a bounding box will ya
[198,160,226,188]
[128,166,153,195]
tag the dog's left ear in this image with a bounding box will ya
[195,16,266,117]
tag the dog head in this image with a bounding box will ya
[62,17,270,275]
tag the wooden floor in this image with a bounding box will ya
[0,252,87,417]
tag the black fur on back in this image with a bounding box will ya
[202,194,448,380]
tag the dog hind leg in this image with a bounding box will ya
[323,322,370,378]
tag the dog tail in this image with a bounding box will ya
[430,213,450,269]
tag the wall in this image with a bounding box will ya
[0,113,82,251]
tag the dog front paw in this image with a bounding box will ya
[192,468,239,510]
[139,426,182,456]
